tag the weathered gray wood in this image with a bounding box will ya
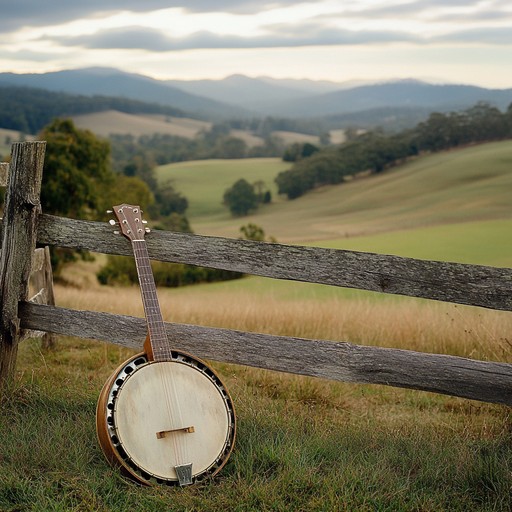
[0,142,46,387]
[19,301,512,406]
[28,246,56,349]
[37,214,512,311]
[0,163,8,187]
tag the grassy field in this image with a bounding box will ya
[157,140,512,242]
[72,111,212,139]
[2,142,512,510]
[2,277,512,511]
[157,158,290,219]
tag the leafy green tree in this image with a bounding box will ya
[223,178,258,216]
[39,119,156,272]
[239,223,265,241]
[282,142,319,162]
[106,175,154,214]
[40,119,112,219]
[239,223,277,243]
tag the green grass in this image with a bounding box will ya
[2,338,512,511]
[315,218,512,267]
[157,141,512,242]
[156,158,290,219]
[157,218,512,306]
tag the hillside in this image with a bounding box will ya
[273,81,512,118]
[158,141,512,243]
[0,84,190,134]
[3,68,512,128]
[72,111,212,138]
[0,67,246,119]
[157,158,290,218]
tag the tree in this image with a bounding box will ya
[223,178,258,216]
[40,119,113,219]
[282,142,319,162]
[239,223,277,243]
[239,223,265,241]
[39,119,155,272]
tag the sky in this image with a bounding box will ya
[1,0,512,88]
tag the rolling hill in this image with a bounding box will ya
[0,67,247,119]
[71,111,212,138]
[272,80,512,118]
[157,141,512,246]
[2,68,511,125]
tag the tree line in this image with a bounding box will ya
[0,85,185,135]
[109,127,283,174]
[0,117,244,287]
[276,102,512,199]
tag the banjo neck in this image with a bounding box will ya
[132,239,171,361]
[111,203,171,361]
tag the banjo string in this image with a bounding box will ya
[134,240,186,469]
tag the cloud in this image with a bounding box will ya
[0,49,63,63]
[0,1,313,31]
[436,26,512,45]
[46,23,422,52]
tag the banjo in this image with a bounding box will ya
[96,204,236,486]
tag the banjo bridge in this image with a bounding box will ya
[156,426,195,439]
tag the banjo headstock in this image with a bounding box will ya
[109,203,150,241]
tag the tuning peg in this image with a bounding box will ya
[113,230,120,235]
[109,219,116,225]
[145,228,151,233]
[142,220,148,224]
[106,210,113,214]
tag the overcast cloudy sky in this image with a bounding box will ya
[1,0,512,87]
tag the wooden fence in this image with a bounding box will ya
[1,142,512,405]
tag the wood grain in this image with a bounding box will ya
[0,142,46,384]
[19,302,512,406]
[35,214,512,311]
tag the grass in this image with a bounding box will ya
[4,230,512,509]
[156,157,290,220]
[315,218,512,267]
[2,325,512,511]
[157,141,512,242]
[72,111,211,139]
[0,129,35,158]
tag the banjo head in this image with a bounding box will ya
[97,352,235,486]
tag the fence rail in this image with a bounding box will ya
[18,302,512,406]
[29,214,512,311]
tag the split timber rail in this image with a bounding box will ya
[1,142,512,405]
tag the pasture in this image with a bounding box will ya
[72,111,212,139]
[157,158,290,219]
[71,110,328,148]
[158,140,512,242]
[2,141,512,510]
[0,128,34,157]
[3,255,511,511]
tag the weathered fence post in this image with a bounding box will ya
[28,246,56,349]
[0,141,46,390]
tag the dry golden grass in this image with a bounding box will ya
[72,111,211,138]
[55,275,512,365]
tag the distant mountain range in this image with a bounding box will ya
[1,67,512,125]
[0,67,247,120]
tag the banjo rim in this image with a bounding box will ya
[96,350,236,486]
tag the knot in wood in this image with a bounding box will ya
[379,276,391,291]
